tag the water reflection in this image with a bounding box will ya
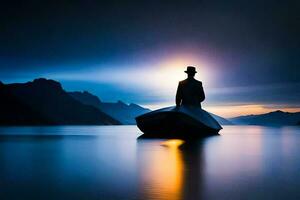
[1,126,300,200]
[180,140,204,200]
[137,139,206,200]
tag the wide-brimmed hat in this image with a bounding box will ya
[184,66,197,74]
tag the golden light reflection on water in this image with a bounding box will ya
[140,139,185,200]
[161,139,185,148]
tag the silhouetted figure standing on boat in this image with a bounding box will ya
[176,66,205,108]
[136,66,222,137]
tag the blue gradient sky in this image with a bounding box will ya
[0,0,299,117]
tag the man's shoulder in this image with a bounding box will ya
[179,78,202,85]
[179,79,187,85]
[194,79,202,85]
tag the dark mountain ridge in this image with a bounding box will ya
[69,91,151,124]
[230,110,300,126]
[0,78,121,125]
[2,78,298,127]
[68,91,101,108]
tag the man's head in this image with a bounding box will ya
[184,66,197,78]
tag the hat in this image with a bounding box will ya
[184,66,197,74]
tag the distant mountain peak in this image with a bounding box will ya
[31,78,63,90]
[129,103,140,107]
[68,91,102,107]
[69,91,151,124]
[272,110,284,113]
[117,100,126,105]
[129,103,150,110]
[230,110,300,126]
[33,78,58,84]
[83,90,93,95]
[33,78,49,82]
[267,110,293,116]
[0,79,120,125]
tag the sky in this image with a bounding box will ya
[0,0,299,117]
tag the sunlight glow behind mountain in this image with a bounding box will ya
[2,53,299,118]
[49,54,215,95]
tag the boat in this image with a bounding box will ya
[136,106,222,138]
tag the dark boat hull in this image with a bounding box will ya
[136,106,222,138]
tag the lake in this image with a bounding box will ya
[0,125,300,200]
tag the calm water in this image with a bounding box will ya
[1,125,300,200]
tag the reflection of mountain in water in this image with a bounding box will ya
[137,139,206,200]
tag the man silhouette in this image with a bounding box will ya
[176,66,205,108]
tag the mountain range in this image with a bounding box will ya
[68,91,232,125]
[0,78,299,126]
[0,78,150,125]
[230,110,300,126]
[0,78,120,125]
[68,91,150,124]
